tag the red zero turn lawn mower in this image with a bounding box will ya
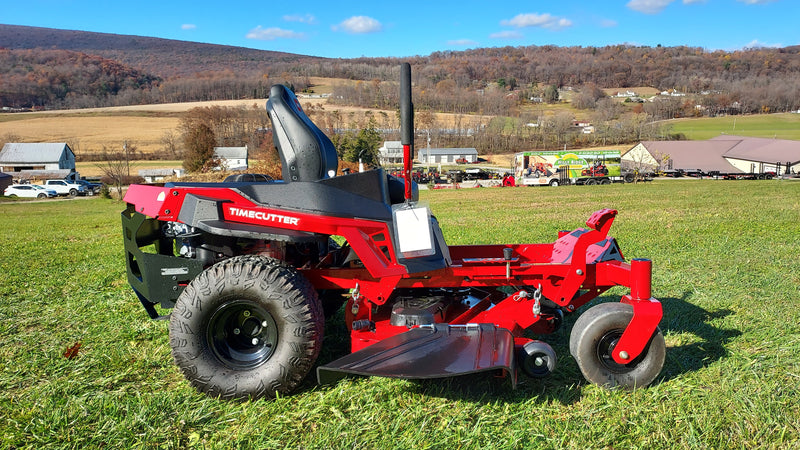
[122,64,665,399]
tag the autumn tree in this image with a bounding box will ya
[95,141,140,199]
[544,85,559,104]
[183,123,217,172]
[160,130,181,159]
[573,83,606,109]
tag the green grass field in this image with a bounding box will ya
[1,180,799,448]
[669,113,800,141]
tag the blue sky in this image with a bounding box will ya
[2,0,796,58]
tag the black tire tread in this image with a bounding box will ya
[168,255,323,399]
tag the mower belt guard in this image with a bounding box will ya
[317,324,516,386]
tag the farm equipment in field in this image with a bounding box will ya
[121,64,665,400]
[514,150,628,186]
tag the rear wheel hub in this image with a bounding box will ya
[207,299,278,370]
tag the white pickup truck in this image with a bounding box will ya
[42,179,87,197]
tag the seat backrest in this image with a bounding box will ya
[267,85,338,182]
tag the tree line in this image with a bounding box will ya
[0,49,312,109]
[4,44,800,115]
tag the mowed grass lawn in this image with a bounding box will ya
[670,113,800,141]
[1,179,799,448]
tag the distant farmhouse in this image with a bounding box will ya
[213,146,248,171]
[624,136,800,175]
[378,141,403,165]
[379,142,479,165]
[0,143,77,180]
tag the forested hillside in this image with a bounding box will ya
[0,49,160,109]
[0,24,322,78]
[2,24,800,117]
[318,45,800,115]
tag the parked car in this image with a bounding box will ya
[4,184,58,199]
[42,179,87,197]
[463,168,496,181]
[73,179,102,195]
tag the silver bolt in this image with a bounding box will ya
[535,357,545,367]
[243,310,251,317]
[619,351,630,360]
[233,328,241,335]
[261,320,268,327]
[251,338,259,345]
[576,269,584,276]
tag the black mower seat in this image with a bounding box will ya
[267,84,338,182]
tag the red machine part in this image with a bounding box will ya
[125,185,661,366]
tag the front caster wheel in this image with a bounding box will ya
[169,255,323,400]
[569,302,665,389]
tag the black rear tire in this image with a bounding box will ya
[569,302,665,389]
[169,255,323,399]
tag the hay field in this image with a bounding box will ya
[0,98,486,157]
[0,115,180,154]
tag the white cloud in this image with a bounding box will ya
[737,0,775,3]
[489,31,523,40]
[501,13,573,30]
[181,24,196,30]
[683,0,706,4]
[626,0,674,14]
[283,14,317,25]
[332,16,382,34]
[447,39,479,47]
[743,39,782,48]
[246,26,306,41]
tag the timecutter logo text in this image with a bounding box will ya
[227,206,300,226]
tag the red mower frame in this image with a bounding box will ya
[122,63,665,400]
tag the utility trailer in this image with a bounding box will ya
[121,64,665,399]
[708,171,776,180]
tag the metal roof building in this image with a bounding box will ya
[710,135,800,173]
[0,143,76,174]
[417,148,479,164]
[624,136,800,175]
